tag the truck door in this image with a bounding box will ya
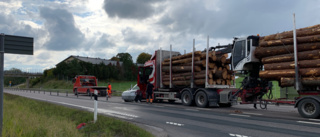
[232,40,246,70]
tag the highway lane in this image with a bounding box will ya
[4,89,320,137]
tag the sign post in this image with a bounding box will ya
[0,33,33,135]
[94,90,98,123]
[0,34,4,136]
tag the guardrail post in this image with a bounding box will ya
[66,91,68,97]
[50,91,51,95]
[90,92,92,100]
[77,92,78,98]
[57,91,59,96]
[43,90,45,94]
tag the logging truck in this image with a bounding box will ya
[137,23,320,118]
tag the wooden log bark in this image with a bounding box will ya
[162,70,213,79]
[162,79,214,86]
[261,50,320,64]
[225,58,231,64]
[213,70,227,79]
[162,66,202,72]
[259,34,320,47]
[262,24,320,41]
[280,77,320,87]
[216,55,226,64]
[254,42,320,59]
[182,60,206,67]
[200,51,216,59]
[259,68,320,79]
[162,57,201,65]
[163,51,201,62]
[264,59,320,70]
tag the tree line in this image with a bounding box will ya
[48,52,151,81]
[5,52,152,86]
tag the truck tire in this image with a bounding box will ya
[181,91,193,106]
[74,89,78,95]
[195,91,208,108]
[298,99,320,118]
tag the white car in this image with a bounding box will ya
[122,84,139,102]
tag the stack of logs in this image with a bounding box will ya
[161,51,234,87]
[255,24,320,87]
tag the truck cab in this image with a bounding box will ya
[72,75,107,96]
[231,36,260,72]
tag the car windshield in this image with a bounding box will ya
[131,84,139,90]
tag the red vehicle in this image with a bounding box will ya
[72,75,107,96]
[137,34,320,118]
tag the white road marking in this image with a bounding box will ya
[25,96,138,120]
[166,121,184,126]
[309,119,320,122]
[297,121,320,125]
[185,109,199,111]
[242,112,262,116]
[229,133,250,137]
[229,114,251,117]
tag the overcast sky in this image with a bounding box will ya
[1,0,320,72]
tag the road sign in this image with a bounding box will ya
[3,34,34,55]
[0,33,34,135]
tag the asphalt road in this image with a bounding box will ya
[4,89,320,137]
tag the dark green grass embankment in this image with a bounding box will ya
[3,93,153,137]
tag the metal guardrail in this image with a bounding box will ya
[5,88,119,100]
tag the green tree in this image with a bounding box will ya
[110,56,120,61]
[4,68,26,86]
[136,52,151,64]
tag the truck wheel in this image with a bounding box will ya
[298,99,320,118]
[195,91,208,108]
[181,91,193,106]
[74,89,78,95]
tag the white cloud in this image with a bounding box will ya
[1,0,320,72]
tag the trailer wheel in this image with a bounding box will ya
[298,99,320,118]
[74,89,78,95]
[181,91,193,106]
[195,91,208,108]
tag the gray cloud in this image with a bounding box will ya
[157,0,311,38]
[103,0,162,19]
[121,27,152,45]
[39,7,84,51]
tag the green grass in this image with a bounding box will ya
[234,76,281,99]
[3,93,153,137]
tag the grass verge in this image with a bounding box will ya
[3,93,153,137]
